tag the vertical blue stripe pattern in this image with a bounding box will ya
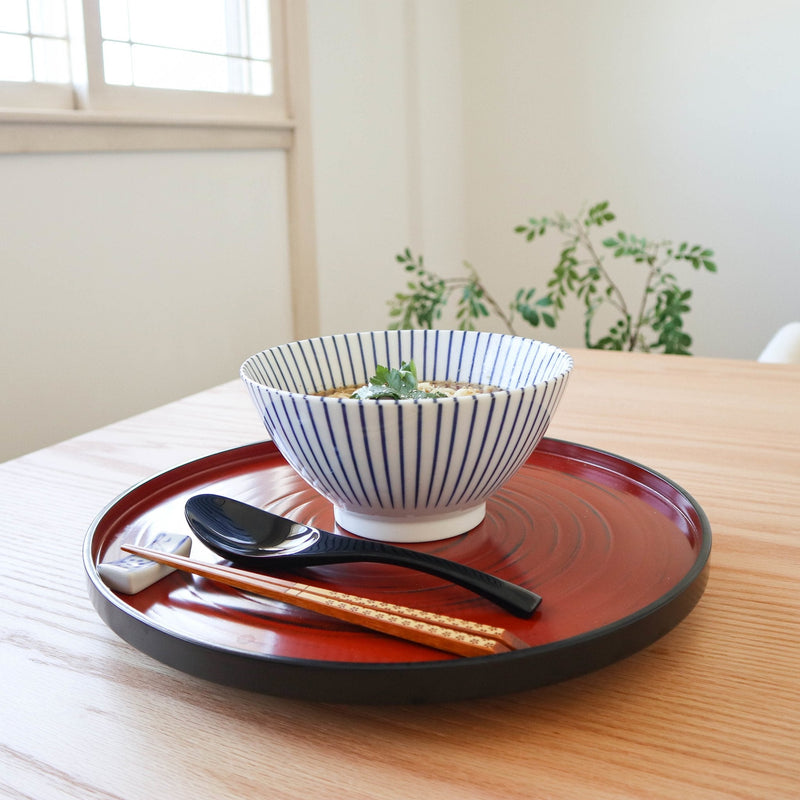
[241,330,572,519]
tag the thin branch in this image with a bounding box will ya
[628,245,671,350]
[463,263,518,334]
[574,221,630,318]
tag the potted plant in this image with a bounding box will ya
[389,201,716,355]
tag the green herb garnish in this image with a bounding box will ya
[350,361,445,400]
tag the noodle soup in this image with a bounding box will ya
[317,379,499,399]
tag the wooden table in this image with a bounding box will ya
[2,349,798,799]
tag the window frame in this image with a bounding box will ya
[0,0,294,154]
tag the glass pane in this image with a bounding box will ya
[102,40,132,85]
[0,33,33,81]
[131,44,231,93]
[129,0,228,55]
[29,0,67,37]
[226,57,245,93]
[32,36,70,82]
[97,0,274,96]
[226,1,245,58]
[249,60,271,96]
[0,0,31,35]
[248,0,270,60]
[99,0,130,41]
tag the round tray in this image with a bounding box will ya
[84,438,711,704]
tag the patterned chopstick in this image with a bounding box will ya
[121,544,528,657]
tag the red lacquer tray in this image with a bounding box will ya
[84,439,711,704]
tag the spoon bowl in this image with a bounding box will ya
[184,494,541,618]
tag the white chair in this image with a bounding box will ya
[758,322,800,364]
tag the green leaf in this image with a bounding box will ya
[351,361,446,400]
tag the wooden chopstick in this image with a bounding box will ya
[121,544,528,657]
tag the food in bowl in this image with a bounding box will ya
[241,329,573,543]
[316,360,498,400]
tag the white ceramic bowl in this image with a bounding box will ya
[241,330,573,542]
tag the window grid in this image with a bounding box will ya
[0,0,72,85]
[97,0,273,96]
[100,41,273,96]
[1,0,278,100]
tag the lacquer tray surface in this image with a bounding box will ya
[84,438,711,704]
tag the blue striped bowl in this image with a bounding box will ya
[241,330,573,542]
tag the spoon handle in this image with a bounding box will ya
[184,494,542,618]
[298,536,542,618]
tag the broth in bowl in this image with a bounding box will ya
[315,360,499,400]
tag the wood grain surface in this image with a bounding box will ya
[1,349,798,799]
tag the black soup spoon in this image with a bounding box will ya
[184,494,541,618]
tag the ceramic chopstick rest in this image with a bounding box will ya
[98,532,192,594]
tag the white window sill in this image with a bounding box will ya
[0,109,294,154]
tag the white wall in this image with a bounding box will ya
[460,0,800,358]
[3,0,799,459]
[307,0,800,358]
[307,0,466,334]
[0,149,292,461]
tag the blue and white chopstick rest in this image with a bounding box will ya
[99,532,192,594]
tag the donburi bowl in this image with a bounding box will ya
[240,329,573,542]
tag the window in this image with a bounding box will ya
[0,1,71,84]
[0,0,291,151]
[0,0,75,110]
[100,0,274,96]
